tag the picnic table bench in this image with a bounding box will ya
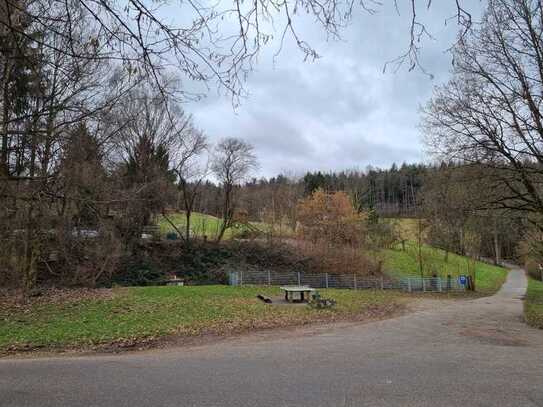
[280,286,316,303]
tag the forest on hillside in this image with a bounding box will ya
[185,161,523,264]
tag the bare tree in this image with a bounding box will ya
[110,83,194,241]
[0,2,137,291]
[421,165,476,259]
[211,137,258,241]
[171,128,208,241]
[0,0,475,106]
[423,0,543,229]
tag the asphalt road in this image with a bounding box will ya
[2,269,542,407]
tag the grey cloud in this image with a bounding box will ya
[239,109,315,156]
[187,1,485,177]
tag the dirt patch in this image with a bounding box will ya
[266,296,308,307]
[0,288,116,313]
[404,297,459,313]
[459,327,528,347]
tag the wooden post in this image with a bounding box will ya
[325,273,329,289]
[422,278,426,292]
[240,270,243,286]
[380,276,384,290]
[297,272,301,286]
[268,269,271,286]
[407,278,412,293]
[354,274,357,289]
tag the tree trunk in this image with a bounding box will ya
[185,209,191,241]
[1,60,11,175]
[217,183,232,242]
[493,218,500,266]
[417,218,424,278]
[459,227,465,256]
[21,205,38,294]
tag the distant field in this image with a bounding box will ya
[158,212,292,240]
[525,278,543,329]
[382,242,508,295]
[159,212,237,239]
[384,217,426,242]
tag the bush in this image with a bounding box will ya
[526,259,543,281]
[296,189,367,246]
[173,244,231,283]
[112,260,166,286]
[295,240,380,275]
[367,221,399,249]
[519,228,543,281]
[294,189,377,275]
[111,241,232,286]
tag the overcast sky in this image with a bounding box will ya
[188,2,484,178]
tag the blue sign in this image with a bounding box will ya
[458,275,467,285]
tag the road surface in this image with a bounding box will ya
[1,269,542,407]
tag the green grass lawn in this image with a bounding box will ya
[0,286,405,352]
[159,212,236,239]
[525,277,543,329]
[382,242,508,295]
[158,212,293,240]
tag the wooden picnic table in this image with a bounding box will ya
[280,286,316,303]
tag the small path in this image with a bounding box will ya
[1,269,542,407]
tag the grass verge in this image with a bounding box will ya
[0,286,405,354]
[525,277,543,329]
[382,243,508,295]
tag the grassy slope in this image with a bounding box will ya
[382,218,507,295]
[385,218,422,242]
[158,212,290,240]
[0,286,404,351]
[159,212,233,239]
[525,278,543,329]
[382,244,507,294]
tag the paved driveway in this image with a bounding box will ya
[1,269,542,407]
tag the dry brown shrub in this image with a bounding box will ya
[296,189,367,245]
[295,240,379,275]
[295,189,378,275]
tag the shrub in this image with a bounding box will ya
[367,221,399,249]
[296,189,367,246]
[112,260,166,286]
[295,189,377,275]
[519,228,543,281]
[526,259,543,281]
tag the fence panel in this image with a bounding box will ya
[300,272,327,288]
[399,277,465,292]
[229,270,463,293]
[269,270,299,286]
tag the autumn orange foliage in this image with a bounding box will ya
[295,190,376,275]
[296,189,367,247]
